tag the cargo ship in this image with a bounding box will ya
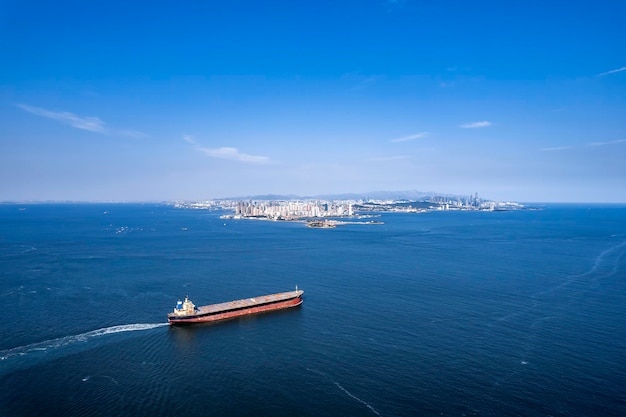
[168,287,304,324]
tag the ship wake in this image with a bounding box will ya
[539,239,626,296]
[334,381,382,417]
[0,322,168,375]
[307,368,382,416]
[483,239,626,391]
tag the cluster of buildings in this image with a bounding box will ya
[173,193,526,221]
[233,200,354,220]
[427,195,522,211]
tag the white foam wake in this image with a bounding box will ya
[0,323,168,365]
[81,375,120,385]
[76,323,169,340]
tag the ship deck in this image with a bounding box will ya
[175,290,304,318]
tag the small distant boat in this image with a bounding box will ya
[168,287,304,325]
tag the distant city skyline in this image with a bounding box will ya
[1,1,625,203]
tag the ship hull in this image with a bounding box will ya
[168,291,303,325]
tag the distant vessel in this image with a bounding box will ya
[168,287,304,324]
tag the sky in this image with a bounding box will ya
[1,0,625,203]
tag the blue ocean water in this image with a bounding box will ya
[1,203,625,416]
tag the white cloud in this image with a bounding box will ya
[390,132,428,143]
[17,103,146,138]
[460,121,492,128]
[17,103,106,133]
[597,66,626,77]
[198,147,270,164]
[184,136,270,164]
[587,139,626,147]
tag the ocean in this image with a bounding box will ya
[1,203,625,416]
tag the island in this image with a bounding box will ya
[172,192,529,228]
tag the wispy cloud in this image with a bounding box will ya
[390,132,428,143]
[460,121,491,129]
[597,66,626,77]
[587,139,626,147]
[17,103,106,133]
[16,103,146,138]
[184,136,270,164]
[540,139,626,152]
[541,146,573,152]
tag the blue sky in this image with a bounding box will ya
[1,0,625,202]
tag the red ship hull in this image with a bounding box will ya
[168,290,303,325]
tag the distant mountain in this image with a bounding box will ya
[221,190,470,201]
